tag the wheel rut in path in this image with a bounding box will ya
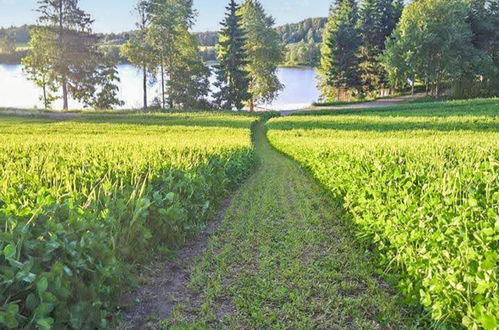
[124,121,420,329]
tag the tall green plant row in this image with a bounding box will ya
[0,113,258,328]
[267,99,499,329]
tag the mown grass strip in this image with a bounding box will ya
[167,121,422,329]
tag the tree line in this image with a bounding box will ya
[13,0,499,109]
[1,18,327,67]
[319,0,498,101]
[21,0,283,111]
[22,1,124,110]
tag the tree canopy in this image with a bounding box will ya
[319,0,361,100]
[240,0,283,110]
[24,0,122,110]
[382,0,482,96]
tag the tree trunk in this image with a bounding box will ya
[62,77,68,110]
[411,75,415,95]
[59,1,68,110]
[168,55,174,109]
[161,56,165,110]
[250,96,255,112]
[143,64,147,109]
[42,82,48,109]
[435,72,440,97]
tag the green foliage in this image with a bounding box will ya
[267,98,499,329]
[214,0,251,110]
[456,0,499,98]
[199,46,217,62]
[146,0,209,110]
[284,41,321,67]
[0,25,31,46]
[240,0,284,110]
[0,35,16,54]
[275,17,327,44]
[22,27,58,109]
[89,60,125,109]
[24,0,122,110]
[0,113,257,328]
[357,0,401,94]
[195,31,219,47]
[167,32,211,109]
[382,0,493,98]
[319,0,361,101]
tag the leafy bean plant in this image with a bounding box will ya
[0,113,257,329]
[267,98,499,329]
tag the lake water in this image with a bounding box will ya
[0,64,320,111]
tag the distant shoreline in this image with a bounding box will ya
[0,61,315,69]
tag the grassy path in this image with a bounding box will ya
[280,93,426,116]
[167,121,419,328]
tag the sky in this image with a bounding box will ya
[0,0,331,32]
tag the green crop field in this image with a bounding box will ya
[0,113,257,329]
[267,98,499,329]
[1,99,498,329]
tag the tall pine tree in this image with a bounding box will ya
[240,0,283,111]
[319,0,361,101]
[29,0,122,110]
[214,0,251,110]
[358,0,401,94]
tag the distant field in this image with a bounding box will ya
[0,112,257,328]
[267,98,499,329]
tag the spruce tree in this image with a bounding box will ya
[319,0,361,101]
[358,0,401,93]
[214,0,251,110]
[240,0,283,111]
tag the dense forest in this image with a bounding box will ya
[318,0,498,100]
[0,17,326,66]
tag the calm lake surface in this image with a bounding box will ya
[0,64,320,111]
